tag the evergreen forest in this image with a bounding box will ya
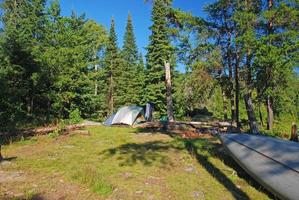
[0,0,298,137]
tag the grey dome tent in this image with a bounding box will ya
[103,105,144,126]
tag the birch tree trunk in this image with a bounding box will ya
[95,64,98,96]
[164,61,174,122]
[266,95,274,130]
[108,73,114,115]
[26,96,34,116]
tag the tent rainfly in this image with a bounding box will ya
[103,105,144,126]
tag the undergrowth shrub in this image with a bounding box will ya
[49,120,66,138]
[69,109,83,124]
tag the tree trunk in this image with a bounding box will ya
[95,64,98,96]
[266,95,274,130]
[243,47,258,133]
[227,33,236,125]
[95,83,98,96]
[31,97,34,114]
[0,145,3,161]
[235,51,240,128]
[228,57,236,124]
[26,96,34,116]
[268,0,274,35]
[164,61,174,122]
[108,73,114,115]
[258,103,264,126]
[290,123,298,142]
[265,0,274,130]
[244,92,259,134]
[222,90,228,120]
[46,100,51,122]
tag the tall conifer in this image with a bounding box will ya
[121,13,144,105]
[122,13,138,65]
[146,0,173,115]
[104,18,122,114]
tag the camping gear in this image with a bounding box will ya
[145,102,154,121]
[103,105,144,126]
[220,134,299,200]
[160,115,168,122]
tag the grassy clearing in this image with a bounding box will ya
[1,126,273,199]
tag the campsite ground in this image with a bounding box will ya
[1,126,273,200]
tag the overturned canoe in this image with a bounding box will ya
[220,134,299,200]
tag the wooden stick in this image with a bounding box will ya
[290,123,298,142]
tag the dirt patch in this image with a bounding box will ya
[0,170,101,200]
[175,131,213,139]
[0,170,26,183]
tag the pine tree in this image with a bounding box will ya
[121,13,143,105]
[122,14,144,105]
[255,0,299,130]
[232,0,262,133]
[0,0,107,124]
[104,18,122,115]
[122,13,138,65]
[0,0,47,124]
[146,0,173,116]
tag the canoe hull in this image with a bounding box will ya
[220,134,299,200]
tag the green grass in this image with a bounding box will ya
[259,116,299,138]
[1,126,273,199]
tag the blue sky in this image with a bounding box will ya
[59,1,299,74]
[60,0,214,57]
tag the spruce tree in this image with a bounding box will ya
[146,0,173,116]
[0,0,107,124]
[104,18,122,114]
[0,0,47,123]
[122,13,138,65]
[121,13,141,105]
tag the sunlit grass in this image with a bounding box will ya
[2,126,271,199]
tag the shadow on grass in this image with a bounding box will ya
[0,156,17,163]
[184,138,251,200]
[183,138,276,200]
[0,131,35,145]
[1,193,44,200]
[100,127,275,199]
[99,141,178,167]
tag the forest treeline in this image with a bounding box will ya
[168,0,299,133]
[0,0,298,134]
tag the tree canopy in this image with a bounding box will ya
[0,0,298,137]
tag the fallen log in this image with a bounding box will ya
[21,124,84,136]
[0,124,85,141]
